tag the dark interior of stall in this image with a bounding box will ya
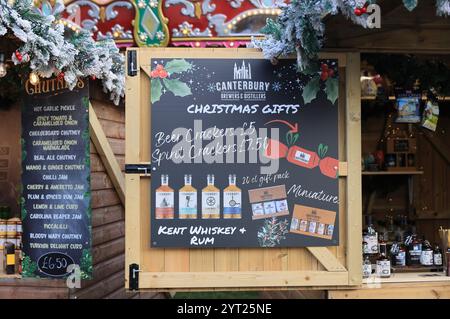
[361,53,450,275]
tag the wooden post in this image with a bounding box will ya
[345,52,362,285]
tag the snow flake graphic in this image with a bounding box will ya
[207,83,216,92]
[272,82,282,92]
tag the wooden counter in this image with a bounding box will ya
[328,273,450,299]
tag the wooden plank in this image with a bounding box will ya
[345,52,362,285]
[99,119,126,140]
[92,100,125,123]
[306,247,346,272]
[92,205,124,228]
[91,189,121,209]
[93,220,125,246]
[92,237,125,265]
[239,249,265,271]
[140,271,349,289]
[338,162,348,176]
[107,137,126,156]
[214,248,239,272]
[80,254,125,289]
[72,270,124,299]
[90,103,125,205]
[0,287,68,299]
[91,171,115,191]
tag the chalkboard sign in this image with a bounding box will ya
[21,78,92,278]
[150,58,339,248]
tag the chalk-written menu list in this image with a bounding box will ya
[22,79,92,278]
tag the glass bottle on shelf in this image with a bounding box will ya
[363,253,372,279]
[376,241,391,278]
[223,174,242,219]
[392,236,406,267]
[433,245,443,269]
[406,234,422,266]
[179,174,197,219]
[420,239,434,266]
[363,215,378,255]
[155,174,174,219]
[202,174,220,219]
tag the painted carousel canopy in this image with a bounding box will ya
[62,0,287,47]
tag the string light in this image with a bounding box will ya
[0,53,7,78]
[29,71,40,85]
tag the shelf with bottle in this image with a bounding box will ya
[362,214,446,279]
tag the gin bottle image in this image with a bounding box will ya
[155,174,174,219]
[179,174,197,219]
[202,174,220,219]
[223,174,241,219]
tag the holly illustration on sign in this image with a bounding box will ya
[150,59,194,103]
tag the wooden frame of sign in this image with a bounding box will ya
[125,48,362,291]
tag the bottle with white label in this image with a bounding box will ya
[179,175,197,219]
[434,245,443,267]
[155,174,174,219]
[376,244,391,278]
[223,174,241,219]
[363,215,378,254]
[363,254,372,279]
[202,174,220,219]
[420,239,434,266]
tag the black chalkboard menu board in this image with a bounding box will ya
[150,58,339,248]
[21,78,92,279]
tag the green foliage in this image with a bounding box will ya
[318,143,329,158]
[257,217,289,247]
[151,78,163,104]
[302,75,320,104]
[325,77,339,104]
[260,18,282,40]
[80,249,92,280]
[286,131,299,146]
[0,0,125,105]
[21,254,38,278]
[253,0,450,72]
[164,59,193,74]
[162,78,192,97]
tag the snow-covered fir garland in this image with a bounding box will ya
[0,0,125,104]
[253,0,450,71]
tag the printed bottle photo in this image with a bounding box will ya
[223,174,241,219]
[179,174,197,219]
[376,242,391,278]
[202,174,220,219]
[155,174,174,219]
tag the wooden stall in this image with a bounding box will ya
[124,47,362,291]
[0,84,163,299]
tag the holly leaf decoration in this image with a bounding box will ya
[163,78,192,97]
[164,59,193,75]
[302,75,320,104]
[325,77,339,105]
[318,143,328,158]
[151,78,162,104]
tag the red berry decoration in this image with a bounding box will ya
[58,72,65,80]
[150,70,159,78]
[328,69,334,78]
[15,50,22,62]
[91,75,96,80]
[354,8,362,16]
[159,70,168,79]
[321,63,328,72]
[360,6,367,14]
[320,71,329,81]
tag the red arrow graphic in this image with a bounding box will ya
[264,119,299,133]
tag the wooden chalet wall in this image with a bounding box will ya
[70,90,165,299]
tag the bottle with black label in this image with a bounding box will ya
[393,237,406,267]
[434,244,443,269]
[363,215,378,255]
[420,239,434,266]
[376,242,391,278]
[406,235,422,266]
